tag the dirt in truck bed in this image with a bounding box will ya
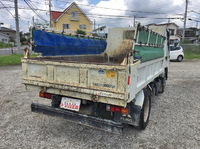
[0,60,200,148]
[28,55,126,65]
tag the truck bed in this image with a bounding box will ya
[21,55,130,107]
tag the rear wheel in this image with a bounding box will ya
[177,55,183,62]
[138,89,151,130]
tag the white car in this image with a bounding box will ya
[170,46,184,62]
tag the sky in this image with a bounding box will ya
[0,0,200,33]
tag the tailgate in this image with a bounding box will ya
[22,58,127,105]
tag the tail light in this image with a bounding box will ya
[39,91,51,99]
[110,105,129,115]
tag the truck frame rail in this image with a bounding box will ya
[31,103,123,134]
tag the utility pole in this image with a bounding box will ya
[94,19,96,31]
[49,0,51,28]
[32,16,34,27]
[28,21,29,30]
[133,15,135,27]
[196,21,199,41]
[182,0,188,41]
[14,0,21,54]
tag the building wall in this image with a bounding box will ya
[52,5,91,35]
[0,31,16,39]
[0,34,10,43]
[167,24,180,44]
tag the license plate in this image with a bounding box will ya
[60,97,81,111]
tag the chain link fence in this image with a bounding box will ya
[180,44,200,53]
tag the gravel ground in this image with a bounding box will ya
[0,60,199,149]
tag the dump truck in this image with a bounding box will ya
[22,24,170,133]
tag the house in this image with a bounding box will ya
[0,26,16,40]
[177,28,197,43]
[147,23,180,45]
[35,22,49,30]
[51,2,91,35]
[0,32,10,43]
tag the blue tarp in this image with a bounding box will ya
[33,29,107,56]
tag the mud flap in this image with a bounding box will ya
[114,102,142,127]
[114,90,145,127]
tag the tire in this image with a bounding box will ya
[177,55,183,62]
[138,89,151,130]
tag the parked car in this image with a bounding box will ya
[170,45,184,62]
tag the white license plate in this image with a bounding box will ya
[60,97,81,111]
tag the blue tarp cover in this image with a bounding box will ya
[33,29,107,56]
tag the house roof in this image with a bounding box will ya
[0,27,16,32]
[51,2,91,23]
[147,22,179,28]
[51,11,63,20]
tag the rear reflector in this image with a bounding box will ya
[39,91,51,99]
[110,105,128,115]
[127,76,130,85]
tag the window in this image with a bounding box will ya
[170,46,181,51]
[71,11,78,18]
[63,24,70,29]
[2,39,7,42]
[169,29,175,36]
[79,24,86,29]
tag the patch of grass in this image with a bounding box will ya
[4,100,11,103]
[184,52,200,59]
[0,41,13,49]
[0,54,37,66]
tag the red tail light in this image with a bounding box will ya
[39,91,51,99]
[114,106,121,112]
[110,105,128,115]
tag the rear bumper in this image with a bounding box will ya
[31,103,123,134]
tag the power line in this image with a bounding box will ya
[24,0,47,22]
[0,4,184,21]
[0,6,48,11]
[51,0,169,15]
[1,0,14,2]
[0,1,15,18]
[188,10,200,15]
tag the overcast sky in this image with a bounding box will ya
[0,0,199,33]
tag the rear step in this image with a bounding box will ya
[31,103,123,134]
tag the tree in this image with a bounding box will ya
[75,29,86,35]
[10,38,15,42]
[20,31,23,38]
[20,37,26,43]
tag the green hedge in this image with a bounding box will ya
[0,41,13,49]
